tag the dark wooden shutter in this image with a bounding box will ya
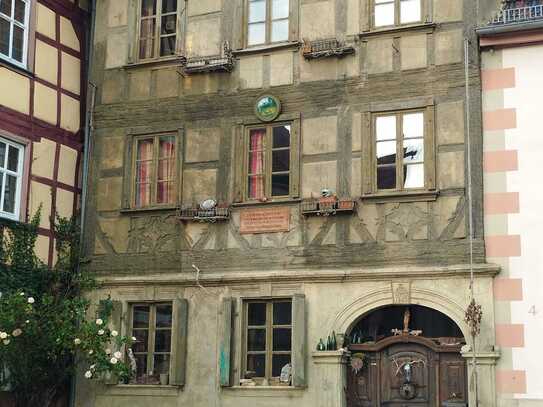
[361,112,373,195]
[292,294,306,387]
[170,298,189,386]
[233,125,245,203]
[219,298,234,387]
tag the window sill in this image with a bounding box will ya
[0,57,33,78]
[359,22,437,39]
[232,198,301,208]
[119,205,179,214]
[123,56,186,70]
[224,386,305,397]
[105,384,181,397]
[233,41,302,56]
[361,190,439,203]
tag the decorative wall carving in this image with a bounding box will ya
[392,281,412,304]
[127,215,179,254]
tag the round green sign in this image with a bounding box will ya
[255,95,281,122]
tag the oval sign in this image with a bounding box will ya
[255,95,281,122]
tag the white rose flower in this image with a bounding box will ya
[0,332,7,339]
[95,318,103,326]
[20,292,24,296]
[27,297,35,304]
[25,320,30,324]
[90,364,96,370]
[12,329,22,337]
[74,338,82,345]
[98,329,104,335]
[111,330,118,337]
[105,348,111,355]
[110,357,118,365]
[3,339,10,345]
[131,336,137,341]
[114,351,122,359]
[88,349,94,355]
[84,371,92,379]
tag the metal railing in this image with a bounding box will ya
[492,4,543,24]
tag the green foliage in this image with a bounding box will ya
[0,211,133,407]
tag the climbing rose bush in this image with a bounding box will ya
[0,213,133,407]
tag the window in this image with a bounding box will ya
[374,0,421,28]
[132,134,177,208]
[246,124,292,200]
[244,299,292,384]
[0,0,30,67]
[138,0,180,60]
[131,303,173,385]
[247,0,289,46]
[375,111,425,191]
[0,137,24,220]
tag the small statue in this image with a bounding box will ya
[403,308,411,333]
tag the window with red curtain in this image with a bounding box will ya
[134,135,176,207]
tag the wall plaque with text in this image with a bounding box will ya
[239,207,290,234]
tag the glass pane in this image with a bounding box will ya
[273,126,290,148]
[161,15,176,34]
[375,0,395,27]
[160,35,176,56]
[400,0,421,24]
[135,183,151,207]
[403,112,424,139]
[136,161,153,184]
[135,354,148,379]
[141,0,156,16]
[3,174,16,213]
[376,115,396,141]
[249,0,266,23]
[272,354,291,377]
[157,181,174,204]
[403,139,424,163]
[0,142,6,168]
[248,302,267,325]
[248,175,264,199]
[132,329,149,353]
[250,129,266,150]
[246,354,265,377]
[137,138,154,161]
[14,0,24,23]
[272,150,289,172]
[271,19,288,43]
[377,165,396,190]
[140,19,156,38]
[0,18,8,56]
[154,329,172,352]
[139,38,155,59]
[376,140,396,165]
[161,0,177,14]
[0,0,12,17]
[273,328,291,351]
[156,304,173,327]
[12,24,23,62]
[153,354,170,374]
[271,174,289,197]
[159,136,175,158]
[273,301,292,325]
[404,163,424,188]
[247,329,266,351]
[249,152,264,174]
[133,306,150,329]
[248,22,266,45]
[7,145,19,171]
[272,0,289,19]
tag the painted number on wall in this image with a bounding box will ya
[529,305,537,315]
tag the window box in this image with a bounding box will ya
[301,198,357,216]
[177,205,230,223]
[183,41,235,74]
[302,38,355,60]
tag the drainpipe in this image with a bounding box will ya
[69,0,97,406]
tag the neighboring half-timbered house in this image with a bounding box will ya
[77,1,506,407]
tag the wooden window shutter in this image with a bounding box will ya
[99,300,123,385]
[361,112,373,195]
[233,126,245,203]
[424,105,436,191]
[289,0,300,42]
[292,294,306,387]
[232,0,245,50]
[290,120,301,198]
[219,297,234,387]
[170,298,189,386]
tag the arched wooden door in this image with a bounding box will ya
[346,336,467,407]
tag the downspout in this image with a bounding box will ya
[69,0,97,406]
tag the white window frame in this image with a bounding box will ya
[0,137,24,221]
[373,0,422,28]
[0,0,31,68]
[246,0,290,47]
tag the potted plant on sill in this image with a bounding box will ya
[337,198,355,211]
